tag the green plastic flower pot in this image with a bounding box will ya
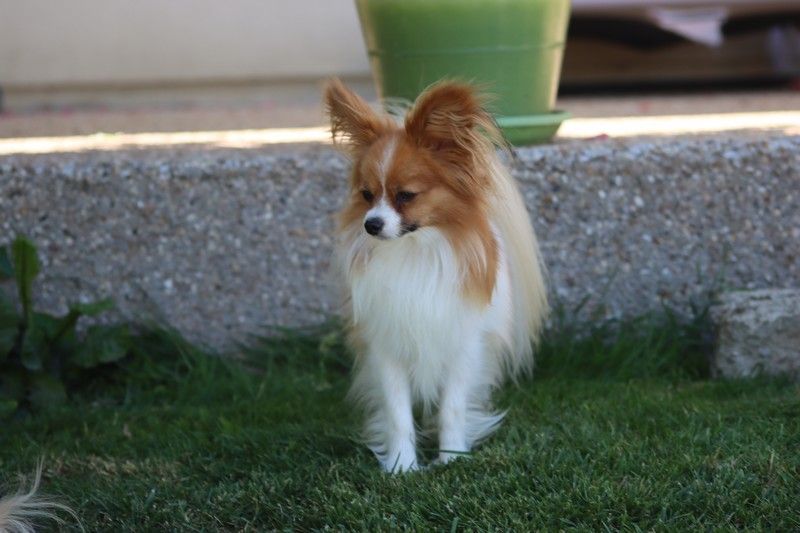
[355,0,571,145]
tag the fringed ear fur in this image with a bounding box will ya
[324,78,393,154]
[404,81,503,191]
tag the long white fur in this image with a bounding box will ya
[0,463,80,533]
[487,155,549,374]
[337,146,547,473]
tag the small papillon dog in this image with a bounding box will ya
[325,79,548,472]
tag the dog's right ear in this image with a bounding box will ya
[324,78,390,152]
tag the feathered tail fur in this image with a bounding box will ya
[486,153,549,376]
[0,464,79,533]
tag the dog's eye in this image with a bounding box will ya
[361,189,374,202]
[396,191,417,204]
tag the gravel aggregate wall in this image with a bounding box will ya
[1,134,798,349]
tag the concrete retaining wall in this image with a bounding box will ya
[1,134,798,349]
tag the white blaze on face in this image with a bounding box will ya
[377,136,397,185]
[364,137,401,239]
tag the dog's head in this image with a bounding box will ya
[325,79,501,241]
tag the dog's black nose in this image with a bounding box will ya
[364,217,384,236]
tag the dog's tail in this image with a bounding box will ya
[488,153,549,377]
[0,463,79,533]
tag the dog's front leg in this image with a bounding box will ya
[438,334,484,464]
[367,356,418,473]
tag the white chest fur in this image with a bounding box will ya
[346,227,512,401]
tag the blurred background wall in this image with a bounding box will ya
[0,0,369,88]
[1,0,798,93]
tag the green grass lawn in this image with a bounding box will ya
[1,316,799,531]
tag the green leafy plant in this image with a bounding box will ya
[0,236,131,416]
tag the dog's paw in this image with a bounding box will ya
[436,450,471,465]
[380,450,420,474]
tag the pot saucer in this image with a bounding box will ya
[496,110,570,145]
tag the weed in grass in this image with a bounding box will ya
[0,237,133,417]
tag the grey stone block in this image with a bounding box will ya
[711,289,800,380]
[1,133,799,350]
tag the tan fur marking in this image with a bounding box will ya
[447,216,498,305]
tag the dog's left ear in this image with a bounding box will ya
[406,82,497,150]
[405,82,501,186]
